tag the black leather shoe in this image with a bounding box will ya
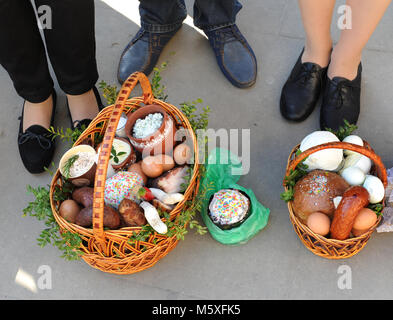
[117,27,181,84]
[204,25,257,88]
[67,86,104,131]
[320,63,362,131]
[280,50,328,122]
[18,91,57,174]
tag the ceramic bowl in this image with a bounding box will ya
[59,145,97,187]
[125,104,176,156]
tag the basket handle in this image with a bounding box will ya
[92,72,153,248]
[284,141,388,187]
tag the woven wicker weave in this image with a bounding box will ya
[50,72,200,274]
[284,141,387,259]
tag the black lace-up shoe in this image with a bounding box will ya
[320,63,362,131]
[280,49,328,122]
[18,91,57,174]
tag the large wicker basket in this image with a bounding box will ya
[284,141,387,259]
[50,72,200,274]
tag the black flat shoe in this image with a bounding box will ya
[280,49,328,122]
[320,63,362,131]
[18,91,57,174]
[67,86,104,131]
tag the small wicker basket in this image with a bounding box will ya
[50,72,200,274]
[284,141,387,259]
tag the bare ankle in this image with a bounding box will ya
[328,49,361,80]
[67,89,99,123]
[23,95,53,132]
[302,39,332,68]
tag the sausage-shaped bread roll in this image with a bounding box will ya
[330,186,369,240]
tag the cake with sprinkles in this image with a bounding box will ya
[104,171,144,209]
[208,189,251,230]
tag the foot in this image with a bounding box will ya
[204,25,257,88]
[67,86,103,130]
[22,95,54,132]
[327,49,361,81]
[320,63,362,131]
[280,49,328,122]
[18,91,57,174]
[117,27,181,84]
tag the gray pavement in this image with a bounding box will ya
[1,0,393,299]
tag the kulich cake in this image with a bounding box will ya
[208,189,251,230]
[104,171,144,209]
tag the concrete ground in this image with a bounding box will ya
[1,0,393,300]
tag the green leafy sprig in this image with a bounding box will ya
[180,99,211,132]
[62,155,79,180]
[280,150,309,202]
[110,146,126,164]
[48,124,87,146]
[98,80,119,105]
[326,119,358,141]
[151,62,169,101]
[23,184,83,260]
[368,203,384,217]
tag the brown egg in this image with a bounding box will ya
[141,156,164,178]
[352,208,377,236]
[154,154,175,171]
[128,162,148,185]
[173,143,192,165]
[59,199,81,224]
[307,212,331,236]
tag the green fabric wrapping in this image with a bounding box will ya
[199,148,270,245]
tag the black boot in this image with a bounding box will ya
[280,49,328,122]
[320,63,362,131]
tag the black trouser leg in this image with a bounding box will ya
[0,0,98,103]
[0,0,53,103]
[36,0,98,95]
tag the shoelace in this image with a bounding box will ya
[295,64,320,84]
[217,26,242,45]
[18,131,52,150]
[329,79,360,109]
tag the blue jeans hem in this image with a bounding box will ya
[198,21,236,32]
[141,20,185,33]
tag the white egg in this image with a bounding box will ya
[353,155,372,174]
[299,131,343,171]
[342,135,363,156]
[341,167,366,186]
[363,175,385,204]
[341,153,372,174]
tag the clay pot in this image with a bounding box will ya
[96,137,137,171]
[125,104,176,156]
[59,145,97,187]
